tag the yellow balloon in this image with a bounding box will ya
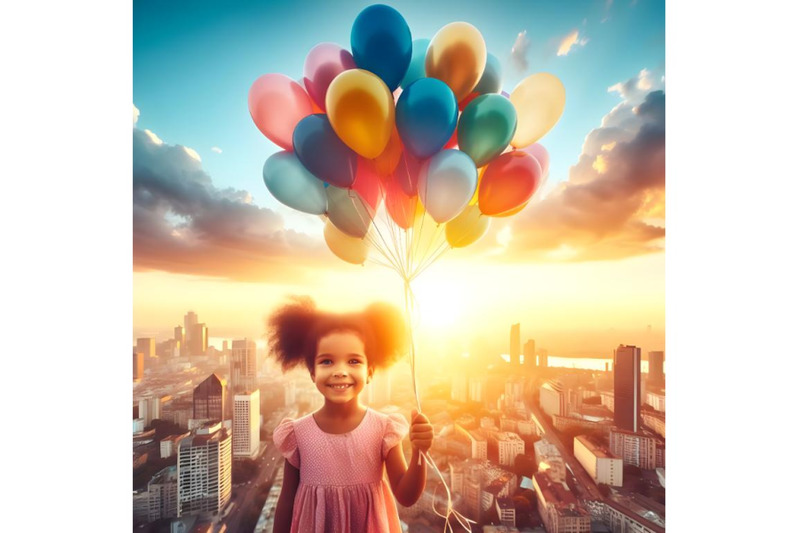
[510,73,566,148]
[323,220,369,265]
[425,22,487,102]
[326,69,395,159]
[468,166,486,206]
[445,204,490,248]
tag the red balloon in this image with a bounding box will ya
[248,74,314,151]
[443,127,458,149]
[458,91,480,111]
[478,151,542,216]
[352,158,385,211]
[385,178,418,229]
[392,150,424,196]
[521,143,550,176]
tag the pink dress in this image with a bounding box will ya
[273,408,409,533]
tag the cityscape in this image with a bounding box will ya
[132,311,666,533]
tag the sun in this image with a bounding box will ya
[410,272,468,331]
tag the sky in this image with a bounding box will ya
[132,0,667,356]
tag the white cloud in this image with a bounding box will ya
[211,146,222,154]
[143,129,163,145]
[133,104,140,125]
[557,30,589,56]
[510,30,530,72]
[182,146,202,162]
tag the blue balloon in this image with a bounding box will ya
[473,53,503,95]
[351,4,412,91]
[262,151,328,215]
[400,38,430,89]
[292,114,357,188]
[418,149,477,224]
[396,78,458,159]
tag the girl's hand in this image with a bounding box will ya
[409,409,433,453]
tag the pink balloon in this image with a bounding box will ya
[303,43,357,111]
[521,143,550,176]
[248,73,313,151]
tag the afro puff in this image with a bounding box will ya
[266,296,408,374]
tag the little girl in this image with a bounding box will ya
[268,296,434,533]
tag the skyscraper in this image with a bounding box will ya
[523,339,536,369]
[177,422,232,517]
[647,351,665,389]
[193,374,226,422]
[230,338,258,394]
[510,323,521,366]
[174,325,185,356]
[189,323,208,356]
[137,337,156,367]
[613,345,641,432]
[133,351,144,383]
[233,390,260,459]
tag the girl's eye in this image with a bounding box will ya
[319,359,332,365]
[349,359,362,365]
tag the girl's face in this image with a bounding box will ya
[311,330,373,405]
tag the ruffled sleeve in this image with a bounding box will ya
[272,418,300,468]
[382,412,410,459]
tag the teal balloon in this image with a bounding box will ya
[418,149,477,224]
[326,185,372,238]
[457,94,517,167]
[400,38,430,89]
[473,53,502,95]
[263,151,328,215]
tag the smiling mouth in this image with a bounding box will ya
[327,384,353,390]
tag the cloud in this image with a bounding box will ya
[133,127,330,282]
[557,30,589,56]
[498,70,665,263]
[211,146,222,154]
[133,104,140,125]
[510,30,530,72]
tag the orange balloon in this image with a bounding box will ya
[385,178,419,229]
[425,22,487,102]
[372,126,403,176]
[326,69,395,159]
[492,199,529,218]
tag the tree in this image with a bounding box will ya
[513,454,537,479]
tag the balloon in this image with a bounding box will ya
[418,149,478,224]
[400,38,430,89]
[324,220,369,265]
[521,143,550,176]
[425,22,487,102]
[473,53,502,95]
[293,114,357,188]
[353,157,385,211]
[444,127,459,149]
[385,178,419,229]
[478,150,542,216]
[468,165,486,205]
[262,151,327,215]
[393,150,424,196]
[372,126,403,176]
[446,204,490,248]
[303,43,356,112]
[510,72,566,148]
[458,94,517,167]
[248,74,313,151]
[350,4,412,91]
[326,185,372,238]
[492,199,529,217]
[396,78,458,159]
[326,69,395,159]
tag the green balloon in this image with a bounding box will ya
[457,94,517,168]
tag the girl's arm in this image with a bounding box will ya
[273,459,300,533]
[384,410,434,507]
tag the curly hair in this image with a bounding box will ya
[266,296,408,374]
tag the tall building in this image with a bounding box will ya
[233,390,260,459]
[189,323,208,356]
[609,429,658,470]
[648,351,665,389]
[137,337,156,359]
[523,339,536,369]
[193,374,226,421]
[133,351,144,383]
[538,348,549,368]
[148,466,179,522]
[468,376,485,403]
[139,396,167,426]
[510,323,521,366]
[174,325,185,356]
[613,345,641,432]
[495,432,525,467]
[230,338,258,394]
[574,435,623,487]
[184,311,198,340]
[177,422,232,517]
[539,380,567,417]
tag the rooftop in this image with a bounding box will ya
[575,435,616,459]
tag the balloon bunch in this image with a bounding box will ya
[249,5,563,531]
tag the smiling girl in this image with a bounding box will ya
[267,296,434,533]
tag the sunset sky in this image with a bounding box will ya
[132,0,666,356]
